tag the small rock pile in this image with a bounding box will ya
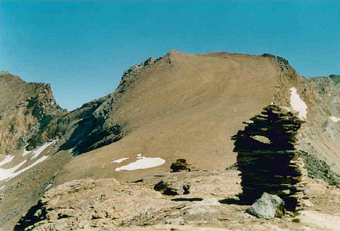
[171,159,191,172]
[232,105,307,211]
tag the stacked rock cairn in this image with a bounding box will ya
[232,105,307,211]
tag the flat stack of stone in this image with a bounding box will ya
[232,105,307,211]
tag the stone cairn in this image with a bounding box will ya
[232,105,307,211]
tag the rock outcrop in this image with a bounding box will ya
[0,71,63,154]
[232,105,307,211]
[13,169,340,231]
[154,180,190,195]
[15,178,169,230]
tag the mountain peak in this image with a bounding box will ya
[167,49,183,56]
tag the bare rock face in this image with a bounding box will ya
[14,171,241,231]
[309,74,340,118]
[0,71,63,154]
[15,178,170,230]
[13,169,340,231]
[293,74,340,185]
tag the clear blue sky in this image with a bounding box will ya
[1,1,339,110]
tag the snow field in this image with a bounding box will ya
[0,141,57,182]
[329,116,340,123]
[290,87,308,120]
[113,153,165,171]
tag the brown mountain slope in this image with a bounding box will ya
[56,51,284,183]
[53,51,340,186]
[53,51,340,185]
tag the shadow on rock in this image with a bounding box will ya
[172,198,203,202]
[218,198,250,205]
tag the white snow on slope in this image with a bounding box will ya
[330,116,340,123]
[5,156,49,182]
[111,157,129,163]
[0,155,15,167]
[0,156,49,182]
[0,141,57,182]
[0,160,27,181]
[31,141,56,159]
[45,183,52,190]
[290,87,308,120]
[115,154,165,171]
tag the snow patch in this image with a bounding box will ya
[31,141,57,159]
[0,160,27,181]
[330,116,340,123]
[111,157,129,164]
[0,155,15,167]
[6,156,49,182]
[115,154,165,172]
[45,183,52,190]
[290,87,307,120]
[0,155,49,182]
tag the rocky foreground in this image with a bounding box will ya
[14,168,340,231]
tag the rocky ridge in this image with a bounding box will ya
[0,71,63,154]
[267,61,340,184]
[26,56,160,156]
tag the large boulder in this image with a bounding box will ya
[246,192,285,219]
